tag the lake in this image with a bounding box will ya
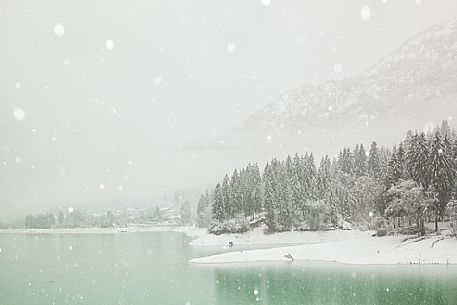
[1,232,457,305]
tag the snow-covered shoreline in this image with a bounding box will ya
[189,227,371,246]
[0,225,207,237]
[189,235,457,266]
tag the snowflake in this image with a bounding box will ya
[227,42,236,53]
[333,63,343,73]
[153,75,163,85]
[54,24,65,37]
[14,108,26,121]
[105,39,114,50]
[360,6,372,22]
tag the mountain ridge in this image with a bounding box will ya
[228,19,457,153]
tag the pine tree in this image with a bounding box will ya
[57,211,64,227]
[276,157,294,230]
[441,120,451,138]
[221,175,231,219]
[406,132,430,190]
[354,143,368,177]
[180,200,192,225]
[229,169,242,217]
[251,163,263,217]
[212,183,225,222]
[317,155,331,200]
[368,141,381,179]
[429,131,454,231]
[263,162,276,231]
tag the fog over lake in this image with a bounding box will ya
[1,1,457,219]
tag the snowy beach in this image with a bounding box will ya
[190,234,457,266]
[189,227,370,246]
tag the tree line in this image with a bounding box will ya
[197,120,457,235]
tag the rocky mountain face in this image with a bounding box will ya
[230,19,457,155]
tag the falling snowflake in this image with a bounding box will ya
[254,289,259,295]
[423,121,435,134]
[296,34,307,46]
[15,82,21,89]
[415,0,422,5]
[54,24,65,37]
[99,184,105,190]
[227,42,236,53]
[15,156,22,163]
[68,245,73,251]
[105,39,114,50]
[360,6,372,22]
[333,63,343,73]
[260,0,271,7]
[68,207,74,213]
[153,75,163,85]
[13,108,26,121]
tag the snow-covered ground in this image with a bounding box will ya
[189,226,371,246]
[189,235,457,265]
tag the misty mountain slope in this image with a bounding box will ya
[225,19,457,154]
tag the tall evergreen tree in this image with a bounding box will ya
[429,132,454,231]
[263,162,276,231]
[354,143,368,177]
[212,183,225,222]
[368,141,381,179]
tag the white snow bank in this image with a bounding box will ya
[189,235,457,265]
[189,226,371,246]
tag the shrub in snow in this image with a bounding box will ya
[208,219,251,235]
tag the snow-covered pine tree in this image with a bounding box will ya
[251,163,263,218]
[407,132,431,190]
[262,161,276,231]
[429,131,454,231]
[275,156,294,230]
[354,143,368,177]
[317,155,331,200]
[229,169,243,218]
[221,175,231,219]
[212,183,225,222]
[368,141,381,179]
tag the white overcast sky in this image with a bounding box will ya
[1,0,457,218]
